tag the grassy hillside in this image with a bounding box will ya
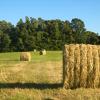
[0,51,100,100]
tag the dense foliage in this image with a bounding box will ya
[0,17,99,52]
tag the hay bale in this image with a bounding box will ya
[87,45,94,88]
[92,45,99,88]
[40,49,46,55]
[63,45,70,88]
[74,44,80,88]
[79,44,87,87]
[63,44,100,89]
[20,52,31,61]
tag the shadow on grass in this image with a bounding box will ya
[0,83,63,89]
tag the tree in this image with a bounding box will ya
[0,17,99,52]
[0,31,11,52]
[71,18,86,43]
[86,31,99,44]
[62,20,74,44]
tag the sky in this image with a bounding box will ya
[0,0,100,34]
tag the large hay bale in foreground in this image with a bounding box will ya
[40,49,46,55]
[20,52,31,61]
[63,44,100,89]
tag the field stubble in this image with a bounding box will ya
[0,51,99,100]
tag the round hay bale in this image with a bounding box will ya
[20,52,31,61]
[39,49,46,55]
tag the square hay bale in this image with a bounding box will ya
[63,44,100,89]
[20,52,31,61]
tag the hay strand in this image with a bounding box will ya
[74,44,80,88]
[87,45,94,88]
[79,44,87,87]
[63,45,70,88]
[92,45,99,88]
[98,46,100,87]
[68,44,75,88]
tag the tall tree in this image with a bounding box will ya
[71,18,86,43]
[0,31,11,52]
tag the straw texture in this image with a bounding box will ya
[63,44,100,89]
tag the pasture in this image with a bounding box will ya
[0,51,100,100]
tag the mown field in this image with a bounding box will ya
[0,51,100,100]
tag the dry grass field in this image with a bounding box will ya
[0,51,100,100]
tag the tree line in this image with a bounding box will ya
[0,17,100,52]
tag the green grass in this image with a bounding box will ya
[0,51,62,62]
[0,51,100,100]
[32,51,62,62]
